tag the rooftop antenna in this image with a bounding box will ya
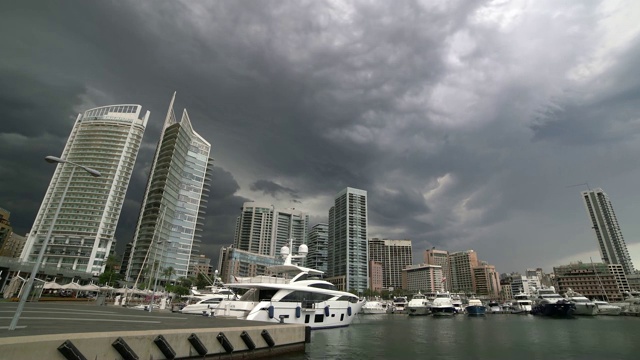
[567,182,591,191]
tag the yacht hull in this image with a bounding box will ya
[531,302,575,317]
[466,305,486,316]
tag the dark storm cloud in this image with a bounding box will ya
[2,0,640,272]
[250,180,299,199]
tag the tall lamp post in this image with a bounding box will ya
[8,156,100,331]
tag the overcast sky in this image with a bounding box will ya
[2,1,640,274]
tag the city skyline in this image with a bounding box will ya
[2,2,640,274]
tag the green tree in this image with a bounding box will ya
[162,266,176,285]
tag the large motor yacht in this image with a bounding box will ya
[594,300,622,315]
[430,292,456,316]
[451,294,464,314]
[511,292,532,314]
[531,287,575,317]
[391,296,408,314]
[213,240,365,329]
[564,289,597,316]
[407,291,430,316]
[361,299,388,315]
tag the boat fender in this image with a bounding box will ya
[268,305,275,319]
[296,306,301,318]
[347,306,352,316]
[324,306,330,317]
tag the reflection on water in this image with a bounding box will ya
[281,314,639,360]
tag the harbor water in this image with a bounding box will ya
[283,314,639,360]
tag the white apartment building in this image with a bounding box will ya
[21,105,148,275]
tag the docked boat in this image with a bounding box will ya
[361,299,388,315]
[465,297,486,316]
[531,287,575,317]
[451,294,464,314]
[486,300,502,313]
[511,292,532,314]
[391,296,408,314]
[594,300,622,316]
[407,291,430,316]
[180,295,225,315]
[431,292,456,316]
[564,289,597,316]
[213,240,365,329]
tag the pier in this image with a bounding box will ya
[0,302,308,359]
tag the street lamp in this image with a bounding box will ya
[8,156,101,330]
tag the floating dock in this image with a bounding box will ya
[0,302,307,359]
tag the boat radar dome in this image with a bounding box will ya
[280,245,290,258]
[298,244,308,256]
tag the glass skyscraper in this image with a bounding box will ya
[127,93,212,283]
[21,105,149,275]
[328,187,369,293]
[582,188,636,275]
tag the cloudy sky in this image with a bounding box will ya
[2,0,640,274]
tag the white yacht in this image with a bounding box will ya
[511,292,532,314]
[180,295,225,315]
[594,300,622,316]
[406,292,430,316]
[213,240,365,329]
[486,300,502,313]
[430,292,456,316]
[450,294,464,314]
[361,299,388,315]
[564,289,597,316]
[391,296,408,314]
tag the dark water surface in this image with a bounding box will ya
[284,314,639,360]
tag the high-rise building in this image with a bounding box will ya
[217,245,282,283]
[308,223,328,273]
[472,263,501,298]
[0,208,12,251]
[369,261,383,292]
[327,187,368,293]
[369,238,413,290]
[402,264,444,293]
[582,188,636,275]
[233,203,308,257]
[449,250,479,293]
[127,94,212,283]
[423,248,451,291]
[21,105,148,275]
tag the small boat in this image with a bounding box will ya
[180,296,224,315]
[431,292,456,316]
[486,301,502,313]
[511,292,532,314]
[465,297,486,316]
[407,291,430,316]
[361,299,388,315]
[594,300,622,316]
[564,289,597,316]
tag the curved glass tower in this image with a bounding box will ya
[127,93,212,283]
[21,105,149,275]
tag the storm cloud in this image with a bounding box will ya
[2,0,640,273]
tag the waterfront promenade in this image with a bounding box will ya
[0,301,307,359]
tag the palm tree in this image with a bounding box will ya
[162,266,176,286]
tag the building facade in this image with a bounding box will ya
[510,274,541,296]
[554,262,629,302]
[216,246,281,284]
[0,208,12,252]
[21,104,148,275]
[127,94,212,283]
[307,223,328,273]
[402,264,444,293]
[369,238,413,291]
[582,188,636,275]
[423,248,451,291]
[369,260,383,292]
[473,263,501,298]
[327,187,369,293]
[449,250,479,294]
[0,233,26,258]
[233,203,308,257]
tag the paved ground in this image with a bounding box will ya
[0,302,272,338]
